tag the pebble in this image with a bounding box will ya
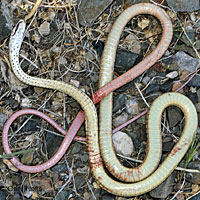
[0,11,11,42]
[196,40,200,50]
[149,172,176,198]
[125,99,139,114]
[186,162,200,184]
[70,143,82,154]
[0,112,8,130]
[145,84,160,95]
[46,131,63,158]
[112,131,134,157]
[188,76,200,87]
[52,163,68,173]
[92,40,104,57]
[167,106,183,128]
[188,91,198,104]
[38,21,50,36]
[113,112,128,127]
[113,94,127,113]
[142,76,150,85]
[74,174,86,190]
[77,0,113,26]
[21,98,32,108]
[21,151,34,165]
[167,51,199,73]
[115,50,138,73]
[160,80,173,92]
[54,191,68,200]
[166,71,178,79]
[166,0,200,12]
[197,88,200,101]
[90,73,99,83]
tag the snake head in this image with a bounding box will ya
[10,20,26,39]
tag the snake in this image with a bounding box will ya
[2,3,198,196]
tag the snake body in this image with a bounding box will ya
[3,3,198,196]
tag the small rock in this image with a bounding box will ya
[113,112,128,127]
[166,71,178,79]
[80,153,89,163]
[92,40,104,57]
[52,163,68,173]
[187,76,200,87]
[166,51,199,73]
[186,162,200,184]
[21,151,34,165]
[90,73,99,83]
[85,51,96,61]
[125,99,139,114]
[124,34,141,54]
[197,88,200,101]
[113,94,127,113]
[167,106,183,128]
[188,91,198,104]
[77,0,113,26]
[38,21,50,36]
[26,177,53,193]
[3,159,18,172]
[162,141,175,152]
[142,76,150,85]
[195,102,200,112]
[21,98,32,108]
[24,191,33,198]
[115,50,138,74]
[0,11,11,42]
[74,174,86,190]
[54,191,68,200]
[112,131,134,157]
[149,172,176,198]
[70,143,82,154]
[160,80,173,92]
[196,40,200,50]
[46,131,63,158]
[176,193,185,200]
[23,117,41,133]
[0,112,8,130]
[145,84,160,95]
[166,0,200,12]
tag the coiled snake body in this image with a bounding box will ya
[3,3,198,196]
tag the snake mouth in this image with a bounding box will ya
[11,20,25,37]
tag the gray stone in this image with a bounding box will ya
[150,172,176,198]
[167,0,200,12]
[145,84,160,95]
[112,131,134,157]
[0,1,11,42]
[167,106,183,128]
[0,112,8,130]
[113,112,128,127]
[115,50,138,73]
[77,0,113,26]
[186,162,200,184]
[187,75,200,87]
[125,99,139,114]
[165,51,199,73]
[113,94,127,113]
